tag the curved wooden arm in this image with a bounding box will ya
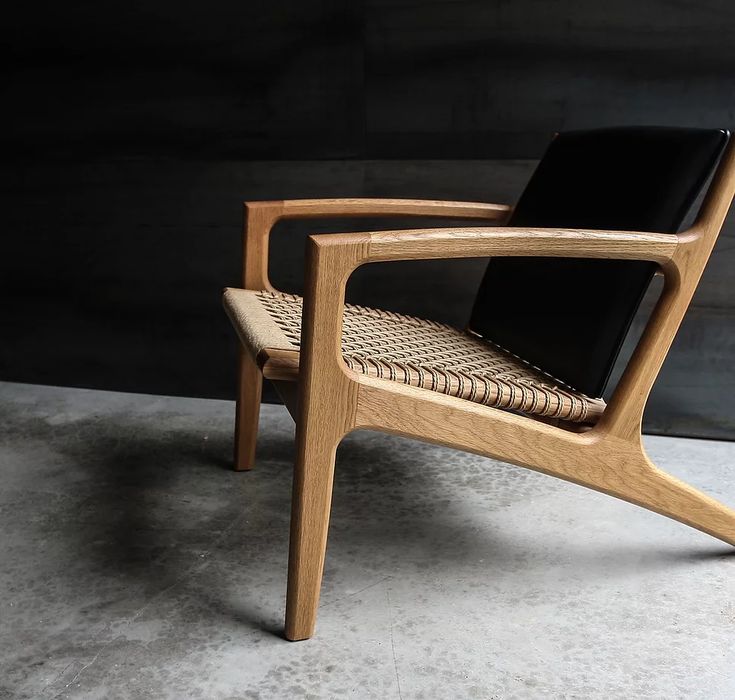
[241,198,511,289]
[250,198,511,220]
[308,225,679,277]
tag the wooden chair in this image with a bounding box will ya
[223,127,735,641]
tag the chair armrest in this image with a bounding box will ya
[311,225,678,271]
[241,198,511,289]
[296,225,680,394]
[249,198,511,220]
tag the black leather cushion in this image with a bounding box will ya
[469,126,729,398]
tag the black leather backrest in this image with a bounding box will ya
[469,126,728,398]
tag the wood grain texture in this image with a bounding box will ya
[285,237,362,641]
[258,348,300,380]
[233,348,262,471]
[278,197,511,219]
[313,226,678,265]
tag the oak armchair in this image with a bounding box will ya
[223,127,735,641]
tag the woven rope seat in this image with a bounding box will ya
[223,288,606,423]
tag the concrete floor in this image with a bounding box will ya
[1,382,734,699]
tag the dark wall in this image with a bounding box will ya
[3,1,735,438]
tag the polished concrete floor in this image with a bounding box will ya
[1,381,734,699]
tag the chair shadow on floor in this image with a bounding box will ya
[50,406,733,640]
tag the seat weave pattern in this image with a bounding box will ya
[255,291,605,423]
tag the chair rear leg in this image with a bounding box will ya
[234,347,263,471]
[626,455,735,546]
[285,422,339,641]
[581,446,735,547]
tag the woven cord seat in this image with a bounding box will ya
[224,288,605,423]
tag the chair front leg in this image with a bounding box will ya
[234,347,263,471]
[285,409,341,641]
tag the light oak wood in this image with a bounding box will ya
[228,148,735,640]
[284,239,362,641]
[328,226,678,265]
[234,348,261,471]
[258,348,300,381]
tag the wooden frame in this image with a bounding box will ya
[230,146,735,641]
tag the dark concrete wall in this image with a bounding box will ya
[3,1,735,438]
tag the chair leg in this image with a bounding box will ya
[621,454,735,547]
[577,445,735,547]
[234,347,262,471]
[284,423,339,641]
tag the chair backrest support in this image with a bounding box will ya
[468,127,730,398]
[600,137,735,439]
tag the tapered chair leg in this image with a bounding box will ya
[234,347,263,471]
[618,454,735,547]
[285,425,339,641]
